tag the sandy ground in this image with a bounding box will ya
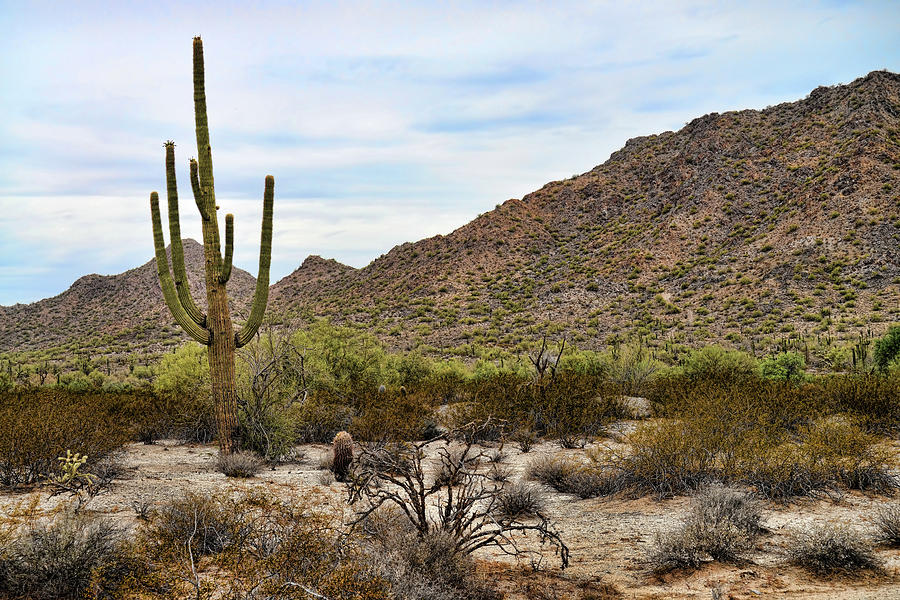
[2,430,900,600]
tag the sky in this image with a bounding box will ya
[1,1,898,305]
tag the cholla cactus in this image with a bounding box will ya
[53,450,96,491]
[332,431,354,482]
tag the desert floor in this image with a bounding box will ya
[2,426,899,600]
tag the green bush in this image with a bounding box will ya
[874,325,900,371]
[679,346,758,381]
[760,351,806,382]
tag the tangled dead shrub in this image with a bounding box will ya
[648,484,763,572]
[348,422,569,569]
[786,523,881,576]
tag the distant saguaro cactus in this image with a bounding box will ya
[149,37,274,455]
[332,431,354,481]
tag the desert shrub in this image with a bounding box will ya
[650,374,819,428]
[460,371,620,445]
[610,386,895,499]
[389,350,434,388]
[350,387,435,442]
[151,346,218,443]
[605,343,662,396]
[360,508,499,600]
[496,481,546,518]
[558,349,611,377]
[874,503,900,547]
[132,491,391,599]
[679,346,758,381]
[216,451,264,478]
[787,523,881,575]
[420,359,470,404]
[616,419,718,497]
[874,325,900,371]
[540,375,623,448]
[142,492,248,556]
[760,351,806,382]
[648,484,763,572]
[154,343,209,398]
[821,374,900,433]
[512,427,538,452]
[291,320,391,397]
[798,416,897,493]
[295,393,355,443]
[349,424,569,569]
[0,389,132,488]
[0,509,130,599]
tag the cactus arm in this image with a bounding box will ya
[192,37,224,274]
[193,37,217,222]
[150,192,211,345]
[165,142,207,327]
[220,213,233,283]
[189,159,210,221]
[235,175,274,348]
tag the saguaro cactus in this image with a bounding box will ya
[149,36,274,454]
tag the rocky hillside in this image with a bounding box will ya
[268,70,900,353]
[3,70,899,358]
[0,240,256,354]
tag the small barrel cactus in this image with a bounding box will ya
[332,431,354,481]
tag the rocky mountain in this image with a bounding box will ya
[3,70,899,359]
[269,70,900,353]
[0,240,256,354]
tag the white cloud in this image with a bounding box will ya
[1,0,898,304]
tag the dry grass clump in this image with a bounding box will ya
[526,455,578,491]
[873,503,900,547]
[216,450,265,478]
[648,484,764,572]
[496,481,547,518]
[786,523,882,576]
[525,455,623,499]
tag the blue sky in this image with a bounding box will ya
[1,1,898,305]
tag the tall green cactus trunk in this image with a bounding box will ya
[149,37,274,454]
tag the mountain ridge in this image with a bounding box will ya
[3,70,899,358]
